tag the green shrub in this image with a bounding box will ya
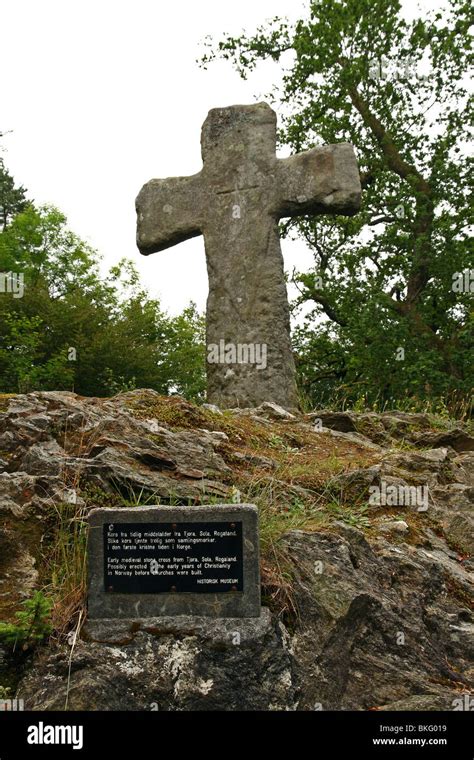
[0,592,52,650]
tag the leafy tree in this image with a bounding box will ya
[202,0,473,414]
[0,158,29,230]
[0,173,206,399]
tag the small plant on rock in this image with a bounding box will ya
[0,592,52,651]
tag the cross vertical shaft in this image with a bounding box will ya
[136,102,361,409]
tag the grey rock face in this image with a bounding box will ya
[2,391,472,710]
[136,103,361,410]
[20,609,296,711]
[18,523,473,711]
[412,428,474,453]
[283,526,473,711]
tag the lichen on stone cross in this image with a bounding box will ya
[136,102,361,410]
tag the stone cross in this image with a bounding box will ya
[136,102,361,410]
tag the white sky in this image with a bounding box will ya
[1,0,439,316]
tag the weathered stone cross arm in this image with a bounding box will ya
[136,173,204,255]
[136,107,361,256]
[274,143,361,218]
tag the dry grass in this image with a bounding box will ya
[0,394,17,412]
[41,501,88,641]
[4,390,426,633]
[122,391,385,619]
[2,389,470,638]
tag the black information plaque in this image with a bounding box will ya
[103,521,243,594]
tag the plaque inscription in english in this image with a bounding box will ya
[103,521,243,593]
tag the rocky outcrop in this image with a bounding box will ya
[0,390,472,710]
[285,525,473,710]
[19,611,296,711]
